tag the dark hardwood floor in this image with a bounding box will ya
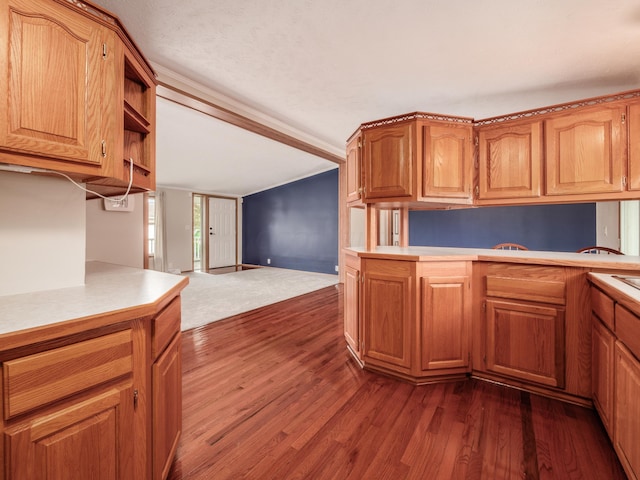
[167,285,625,480]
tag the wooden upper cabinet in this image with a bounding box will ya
[421,122,473,201]
[345,134,362,203]
[0,0,107,168]
[476,121,542,200]
[545,105,625,195]
[627,101,640,191]
[362,122,414,201]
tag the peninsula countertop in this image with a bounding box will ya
[347,245,640,270]
[0,262,189,347]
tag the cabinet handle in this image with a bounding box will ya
[102,43,108,59]
[101,140,106,158]
[622,113,626,124]
[623,176,627,187]
[133,389,139,409]
[475,185,479,198]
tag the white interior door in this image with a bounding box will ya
[208,197,237,269]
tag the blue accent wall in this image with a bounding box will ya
[242,169,339,274]
[409,203,596,251]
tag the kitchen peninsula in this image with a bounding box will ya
[0,262,188,480]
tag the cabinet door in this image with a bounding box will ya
[421,275,470,370]
[614,342,640,480]
[362,123,414,200]
[5,386,134,480]
[477,121,542,200]
[421,123,472,200]
[628,102,640,191]
[592,317,615,437]
[345,135,362,203]
[344,264,360,355]
[0,0,105,166]
[153,332,182,480]
[363,260,412,369]
[486,299,565,388]
[545,106,625,195]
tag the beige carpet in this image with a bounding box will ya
[179,267,339,331]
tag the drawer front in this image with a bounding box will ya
[3,329,132,419]
[616,304,640,361]
[486,275,565,305]
[153,296,181,359]
[591,287,615,331]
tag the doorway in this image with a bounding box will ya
[207,196,238,270]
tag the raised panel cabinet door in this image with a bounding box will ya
[0,0,105,165]
[153,332,182,480]
[628,102,640,191]
[545,106,625,195]
[362,123,414,200]
[4,386,134,480]
[363,265,412,369]
[486,299,565,388]
[421,276,470,370]
[421,123,473,199]
[592,317,615,437]
[477,121,542,200]
[614,342,640,480]
[343,264,360,355]
[345,135,362,203]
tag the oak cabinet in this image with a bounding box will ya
[343,253,361,357]
[420,263,471,372]
[362,123,414,201]
[545,105,626,196]
[1,328,136,480]
[628,101,640,191]
[592,315,615,437]
[0,0,156,197]
[354,115,473,206]
[345,135,362,204]
[362,259,413,371]
[476,120,542,201]
[0,0,111,170]
[480,264,567,390]
[614,341,640,480]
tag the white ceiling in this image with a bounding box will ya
[92,0,640,196]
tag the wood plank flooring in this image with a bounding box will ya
[167,285,626,480]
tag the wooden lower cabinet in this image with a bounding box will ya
[343,252,361,358]
[355,257,471,382]
[614,341,640,480]
[4,384,134,480]
[153,333,182,480]
[362,259,413,372]
[592,316,615,436]
[0,294,183,480]
[485,299,565,388]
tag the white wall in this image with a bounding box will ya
[0,171,85,295]
[596,201,620,250]
[162,188,194,272]
[86,194,144,268]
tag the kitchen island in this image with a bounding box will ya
[0,262,188,480]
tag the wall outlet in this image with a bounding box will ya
[335,265,339,272]
[267,258,271,264]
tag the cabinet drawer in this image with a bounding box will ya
[616,304,640,361]
[592,287,615,331]
[153,296,181,359]
[3,329,132,419]
[486,275,565,305]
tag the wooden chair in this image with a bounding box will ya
[492,243,528,251]
[576,246,624,255]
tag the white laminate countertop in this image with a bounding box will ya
[589,272,640,309]
[348,245,640,269]
[0,262,188,337]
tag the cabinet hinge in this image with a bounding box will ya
[474,136,479,147]
[622,113,626,124]
[482,301,486,312]
[475,185,479,198]
[357,139,362,148]
[133,389,139,409]
[102,43,107,59]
